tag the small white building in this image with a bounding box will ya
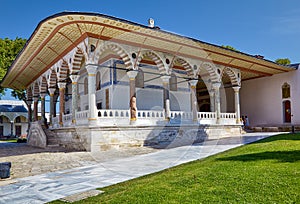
[0,100,28,137]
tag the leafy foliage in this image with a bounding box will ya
[221,45,239,52]
[0,37,27,97]
[275,58,291,65]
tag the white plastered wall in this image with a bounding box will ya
[240,69,299,126]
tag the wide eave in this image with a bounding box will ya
[1,11,295,90]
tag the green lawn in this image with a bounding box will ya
[0,138,18,143]
[52,133,300,204]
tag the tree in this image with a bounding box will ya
[11,89,32,122]
[221,45,239,52]
[0,37,27,97]
[275,58,291,65]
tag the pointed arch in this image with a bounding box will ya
[222,67,241,86]
[172,57,193,76]
[58,60,69,82]
[40,76,48,94]
[201,62,221,83]
[48,69,58,88]
[137,51,166,74]
[33,81,40,97]
[71,48,85,74]
[26,87,33,100]
[98,43,133,69]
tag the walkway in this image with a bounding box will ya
[0,132,281,204]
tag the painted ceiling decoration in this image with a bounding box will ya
[1,11,295,90]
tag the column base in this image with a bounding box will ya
[88,118,98,126]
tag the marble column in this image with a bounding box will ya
[58,82,66,126]
[209,89,215,112]
[86,65,98,124]
[70,75,80,124]
[189,79,198,121]
[161,75,171,120]
[48,88,56,126]
[26,100,32,131]
[40,93,46,124]
[212,82,221,124]
[33,96,39,122]
[233,86,241,124]
[26,100,32,123]
[127,70,138,122]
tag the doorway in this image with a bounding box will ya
[283,100,291,123]
[15,126,21,137]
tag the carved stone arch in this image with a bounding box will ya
[172,57,193,76]
[26,86,33,101]
[71,48,85,74]
[98,43,133,69]
[222,67,241,86]
[48,69,58,88]
[58,59,69,82]
[201,62,221,83]
[33,81,40,97]
[137,50,166,74]
[39,76,48,94]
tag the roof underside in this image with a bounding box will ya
[1,11,295,90]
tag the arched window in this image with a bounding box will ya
[96,72,101,91]
[169,73,177,91]
[282,82,290,98]
[84,78,88,95]
[15,116,21,123]
[135,69,144,88]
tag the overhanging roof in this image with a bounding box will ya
[1,11,295,90]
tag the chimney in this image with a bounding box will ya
[148,18,155,28]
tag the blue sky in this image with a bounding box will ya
[1,0,300,100]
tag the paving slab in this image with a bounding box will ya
[0,132,282,204]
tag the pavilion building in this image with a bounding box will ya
[1,12,295,151]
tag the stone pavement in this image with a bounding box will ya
[0,132,282,204]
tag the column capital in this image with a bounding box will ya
[232,86,241,92]
[70,75,80,83]
[58,82,66,89]
[212,82,221,90]
[127,70,138,79]
[48,88,56,96]
[86,64,98,75]
[40,93,47,99]
[161,75,171,83]
[26,99,32,105]
[33,96,39,102]
[189,79,198,88]
[208,89,215,96]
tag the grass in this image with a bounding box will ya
[51,133,300,204]
[0,138,18,143]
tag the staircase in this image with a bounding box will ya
[28,121,60,148]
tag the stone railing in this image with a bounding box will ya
[220,113,236,119]
[51,109,239,128]
[170,111,193,120]
[63,113,72,127]
[220,113,237,125]
[197,112,217,125]
[75,110,89,125]
[137,110,165,119]
[98,109,130,118]
[51,116,59,128]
